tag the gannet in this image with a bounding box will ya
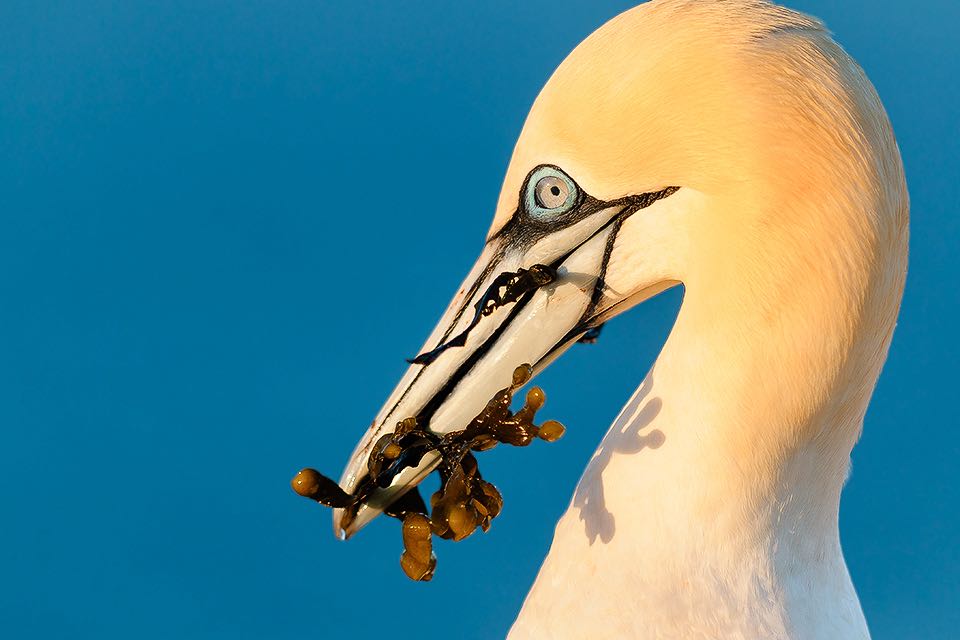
[333,0,908,637]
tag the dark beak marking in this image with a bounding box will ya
[407,264,559,365]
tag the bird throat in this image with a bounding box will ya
[510,281,879,638]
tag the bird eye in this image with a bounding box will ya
[524,165,578,219]
[535,176,569,209]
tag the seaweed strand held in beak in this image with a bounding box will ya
[407,265,558,365]
[290,364,566,581]
[290,468,352,508]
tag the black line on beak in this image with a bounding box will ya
[407,264,559,365]
[366,249,507,439]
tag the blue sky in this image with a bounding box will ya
[1,1,956,638]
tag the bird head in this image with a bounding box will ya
[333,0,905,538]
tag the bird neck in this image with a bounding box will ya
[512,218,906,638]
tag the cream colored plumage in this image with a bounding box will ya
[507,2,907,637]
[338,1,907,637]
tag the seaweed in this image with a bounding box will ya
[291,363,565,581]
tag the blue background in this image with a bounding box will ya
[2,1,956,638]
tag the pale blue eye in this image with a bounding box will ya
[524,166,578,219]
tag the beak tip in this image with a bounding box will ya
[332,509,347,540]
[333,505,370,541]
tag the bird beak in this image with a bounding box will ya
[333,184,679,539]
